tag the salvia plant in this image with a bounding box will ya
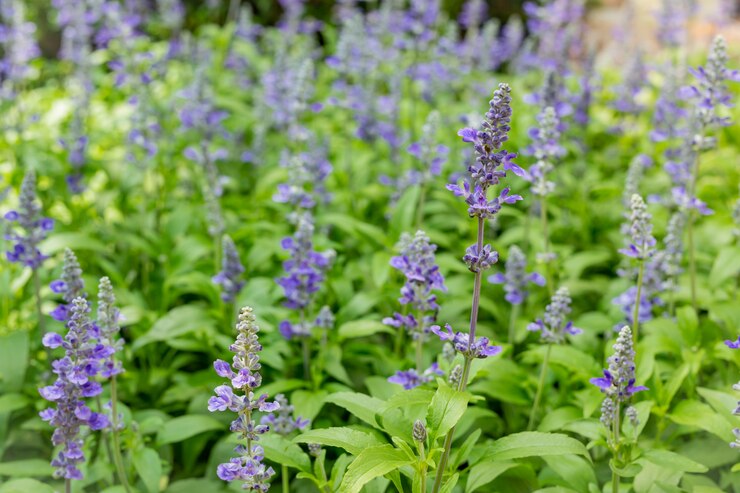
[3,4,740,493]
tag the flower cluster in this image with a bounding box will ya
[4,171,54,269]
[431,324,501,360]
[209,307,279,489]
[97,277,125,379]
[525,106,565,196]
[528,287,581,343]
[38,298,112,480]
[0,1,40,101]
[276,216,334,339]
[273,143,333,213]
[50,248,85,322]
[610,52,647,116]
[619,194,656,261]
[261,394,309,435]
[591,326,648,424]
[488,245,545,305]
[213,235,246,303]
[388,363,443,390]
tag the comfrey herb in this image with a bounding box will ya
[39,298,111,481]
[4,170,53,269]
[212,235,246,304]
[591,326,648,491]
[527,286,581,429]
[50,248,85,322]
[209,306,279,490]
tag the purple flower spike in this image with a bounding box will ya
[388,363,443,390]
[431,324,501,360]
[4,171,53,269]
[209,307,277,491]
[260,394,310,435]
[488,245,545,305]
[213,235,246,303]
[528,287,580,344]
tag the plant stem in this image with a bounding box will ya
[508,303,520,346]
[415,337,423,372]
[540,198,553,295]
[418,441,427,493]
[282,464,289,492]
[95,395,115,469]
[632,259,645,343]
[687,210,697,311]
[111,377,132,493]
[66,479,71,493]
[415,184,427,229]
[612,400,621,493]
[432,216,485,493]
[32,269,47,356]
[528,344,552,431]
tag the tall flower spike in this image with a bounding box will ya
[50,248,85,322]
[97,277,124,378]
[526,106,565,197]
[527,286,581,343]
[38,297,111,480]
[209,307,279,489]
[590,325,648,402]
[619,194,656,260]
[488,245,545,305]
[388,363,443,390]
[213,235,246,303]
[4,170,54,269]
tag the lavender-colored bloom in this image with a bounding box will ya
[97,276,124,379]
[655,0,686,48]
[651,62,688,143]
[39,298,111,480]
[683,35,740,140]
[522,0,584,73]
[209,307,278,490]
[388,363,443,390]
[528,287,581,343]
[725,337,740,349]
[488,245,545,305]
[260,394,309,435]
[390,231,446,312]
[525,106,565,196]
[619,194,656,260]
[0,1,41,100]
[276,215,333,313]
[431,324,502,359]
[273,143,333,213]
[573,50,596,127]
[591,326,648,404]
[4,171,53,269]
[623,154,653,211]
[611,52,648,116]
[213,235,246,303]
[459,0,487,29]
[50,248,85,322]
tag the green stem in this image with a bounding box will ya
[633,260,645,343]
[32,269,47,356]
[300,309,311,382]
[111,377,132,493]
[65,479,71,493]
[95,395,115,471]
[418,441,427,493]
[528,344,551,431]
[282,464,289,492]
[540,198,553,296]
[508,304,520,346]
[687,211,697,311]
[415,184,427,229]
[612,400,621,493]
[415,337,423,372]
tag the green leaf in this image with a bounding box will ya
[668,400,734,441]
[641,449,708,473]
[156,415,223,445]
[261,433,311,473]
[0,479,56,493]
[0,331,29,393]
[481,432,589,462]
[338,320,392,340]
[0,459,54,477]
[294,427,386,455]
[133,447,162,493]
[709,245,740,288]
[133,305,215,350]
[426,381,470,441]
[465,461,519,492]
[40,232,107,254]
[325,392,386,428]
[338,444,414,493]
[0,393,29,413]
[543,455,597,492]
[164,479,226,493]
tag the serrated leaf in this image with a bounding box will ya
[261,433,311,473]
[156,415,223,445]
[338,444,414,493]
[427,382,470,441]
[481,432,589,462]
[294,427,386,455]
[325,392,385,428]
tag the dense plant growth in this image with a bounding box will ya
[1,1,740,492]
